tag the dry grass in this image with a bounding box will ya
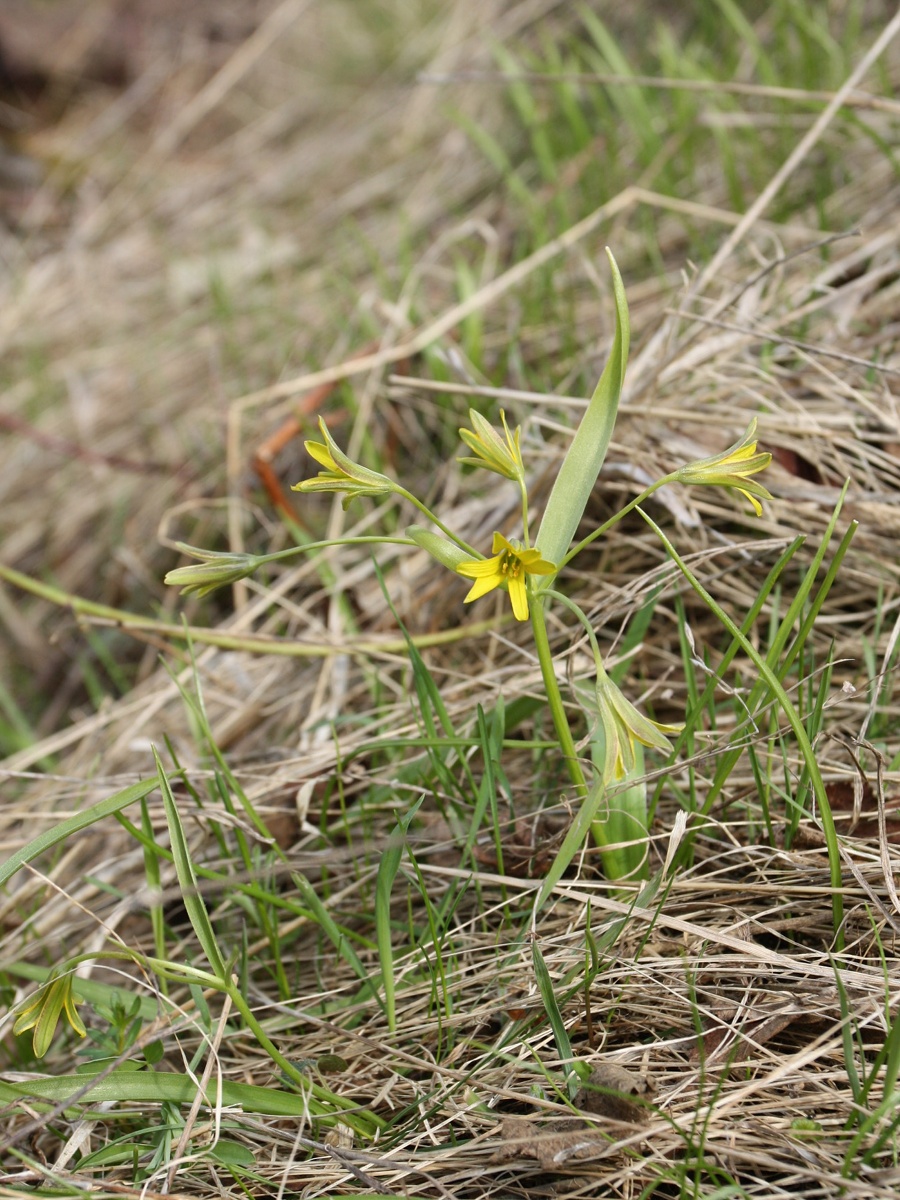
[2,2,900,1196]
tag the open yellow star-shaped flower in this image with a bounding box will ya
[457,533,555,621]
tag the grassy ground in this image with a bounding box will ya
[2,1,900,1195]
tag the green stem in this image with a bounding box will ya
[552,473,677,574]
[220,979,381,1133]
[535,590,629,880]
[396,489,480,557]
[0,560,497,660]
[544,588,604,670]
[520,481,531,549]
[255,534,415,566]
[529,594,588,800]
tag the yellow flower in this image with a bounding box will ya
[675,419,773,515]
[457,533,555,621]
[13,973,87,1059]
[591,668,681,781]
[458,409,524,483]
[292,417,395,508]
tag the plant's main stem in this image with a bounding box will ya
[529,594,626,879]
[529,595,586,798]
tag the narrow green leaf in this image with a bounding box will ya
[0,1069,352,1119]
[534,776,608,911]
[532,939,577,1097]
[0,778,158,891]
[376,839,403,1035]
[152,747,227,979]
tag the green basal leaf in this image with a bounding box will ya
[535,248,630,573]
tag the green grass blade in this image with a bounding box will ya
[532,937,578,1097]
[292,873,383,1011]
[376,835,402,1035]
[0,777,159,890]
[639,507,846,946]
[376,797,425,1033]
[152,747,227,979]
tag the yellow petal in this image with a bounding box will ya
[462,574,501,604]
[736,488,763,516]
[305,440,339,471]
[457,556,502,580]
[507,574,529,620]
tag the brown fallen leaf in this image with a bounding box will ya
[825,778,900,842]
[788,777,900,849]
[768,444,824,485]
[473,810,570,878]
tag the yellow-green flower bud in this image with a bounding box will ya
[13,972,87,1058]
[458,409,524,483]
[583,663,681,781]
[293,417,396,509]
[164,544,259,598]
[675,419,773,515]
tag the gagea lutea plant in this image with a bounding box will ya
[15,250,774,1058]
[167,249,772,885]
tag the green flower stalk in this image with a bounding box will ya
[458,408,525,484]
[292,416,396,508]
[457,533,555,621]
[675,419,773,515]
[13,972,87,1058]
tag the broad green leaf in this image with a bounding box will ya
[536,248,630,571]
[209,1140,256,1166]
